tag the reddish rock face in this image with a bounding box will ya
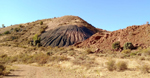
[76,24,150,50]
[40,25,95,47]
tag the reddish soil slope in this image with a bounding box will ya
[76,23,150,50]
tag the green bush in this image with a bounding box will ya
[4,31,10,34]
[112,41,120,49]
[40,21,43,25]
[123,42,134,50]
[32,34,41,46]
[14,28,20,32]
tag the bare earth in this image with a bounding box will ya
[4,64,84,78]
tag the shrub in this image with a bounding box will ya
[19,25,23,28]
[112,41,120,49]
[4,31,10,34]
[73,55,95,68]
[40,26,47,33]
[139,64,150,73]
[106,59,116,71]
[139,56,145,60]
[46,52,53,56]
[85,49,93,54]
[68,47,74,51]
[68,51,76,56]
[0,54,7,58]
[0,64,5,75]
[14,28,20,32]
[121,49,131,54]
[40,21,43,25]
[6,36,18,41]
[2,24,5,28]
[0,65,5,71]
[32,34,41,46]
[123,42,134,50]
[130,52,137,56]
[115,61,127,71]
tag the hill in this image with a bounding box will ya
[0,15,105,47]
[40,15,100,47]
[75,22,150,50]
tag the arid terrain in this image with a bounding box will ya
[0,16,150,78]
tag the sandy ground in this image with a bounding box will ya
[4,64,85,78]
[2,58,150,78]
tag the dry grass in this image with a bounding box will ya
[139,56,145,60]
[0,64,10,76]
[121,49,131,54]
[106,59,116,71]
[138,64,150,74]
[85,48,93,54]
[115,61,128,71]
[106,59,128,71]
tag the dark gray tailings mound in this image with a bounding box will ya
[40,25,94,47]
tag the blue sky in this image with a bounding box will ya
[1,0,150,31]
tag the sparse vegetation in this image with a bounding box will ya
[106,59,127,71]
[40,26,47,33]
[123,42,134,50]
[139,56,145,60]
[46,51,53,56]
[4,31,10,34]
[106,59,116,71]
[6,36,18,41]
[138,64,150,74]
[112,41,120,49]
[0,64,5,75]
[14,28,20,32]
[2,24,5,28]
[40,21,43,25]
[115,61,127,71]
[68,51,76,56]
[1,16,150,78]
[121,49,131,54]
[0,64,10,76]
[85,48,93,54]
[32,34,41,46]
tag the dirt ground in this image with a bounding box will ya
[3,58,150,78]
[4,64,85,78]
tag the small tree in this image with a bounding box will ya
[2,24,5,28]
[123,42,134,50]
[146,21,149,25]
[112,41,120,49]
[40,21,43,25]
[32,34,41,46]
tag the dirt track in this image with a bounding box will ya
[4,64,84,78]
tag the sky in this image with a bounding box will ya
[1,0,150,31]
